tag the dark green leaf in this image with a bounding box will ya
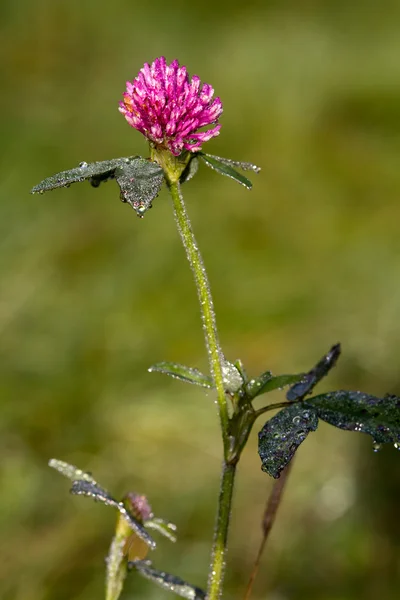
[199,154,253,189]
[71,480,156,549]
[258,404,319,478]
[148,362,213,389]
[31,156,165,218]
[247,372,304,400]
[130,560,206,600]
[306,391,400,447]
[115,158,164,217]
[286,344,341,401]
[31,157,136,193]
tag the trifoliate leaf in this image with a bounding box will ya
[129,560,206,600]
[258,404,319,478]
[31,156,165,218]
[306,391,400,448]
[286,344,341,401]
[148,362,213,389]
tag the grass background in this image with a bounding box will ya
[1,1,400,598]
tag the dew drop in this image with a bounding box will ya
[79,161,88,169]
[372,441,382,453]
[394,442,400,451]
[292,416,301,425]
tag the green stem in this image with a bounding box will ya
[168,180,235,600]
[169,181,230,454]
[208,461,236,600]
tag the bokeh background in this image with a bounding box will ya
[1,1,400,598]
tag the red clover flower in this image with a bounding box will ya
[119,57,223,156]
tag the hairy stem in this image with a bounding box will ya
[169,181,230,453]
[169,181,235,600]
[208,461,236,600]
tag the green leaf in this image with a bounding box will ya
[246,372,304,400]
[145,518,177,543]
[115,158,164,217]
[199,153,253,189]
[258,404,319,478]
[286,344,341,401]
[31,157,136,193]
[203,154,261,173]
[31,156,165,218]
[48,458,97,484]
[106,524,130,600]
[130,560,206,600]
[306,391,400,448]
[233,358,248,384]
[148,362,213,389]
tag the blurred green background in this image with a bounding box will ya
[1,0,400,598]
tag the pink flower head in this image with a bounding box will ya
[119,57,223,156]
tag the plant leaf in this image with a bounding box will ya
[199,153,253,189]
[48,458,97,484]
[31,157,136,193]
[144,518,177,543]
[114,158,164,217]
[130,560,206,600]
[246,372,304,400]
[148,362,213,389]
[180,155,199,184]
[306,391,400,447]
[106,516,131,600]
[70,480,156,550]
[221,359,244,394]
[258,404,319,478]
[286,344,341,401]
[31,156,165,218]
[203,154,261,173]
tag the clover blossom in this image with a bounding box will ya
[119,57,223,156]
